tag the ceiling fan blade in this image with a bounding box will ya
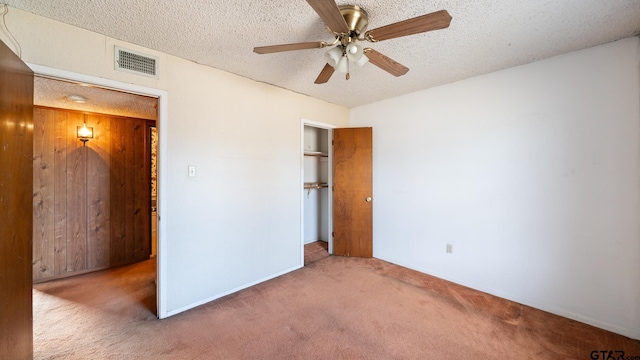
[253,42,326,54]
[314,63,335,84]
[366,10,452,42]
[305,0,350,34]
[365,49,409,77]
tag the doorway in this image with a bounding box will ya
[28,63,169,318]
[32,82,157,282]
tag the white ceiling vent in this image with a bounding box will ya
[114,46,159,79]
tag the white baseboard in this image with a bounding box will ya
[164,264,303,318]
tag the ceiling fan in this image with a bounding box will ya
[253,0,452,84]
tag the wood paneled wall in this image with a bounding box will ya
[33,106,153,282]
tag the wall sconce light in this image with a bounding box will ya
[77,123,94,145]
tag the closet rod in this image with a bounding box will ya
[304,182,328,190]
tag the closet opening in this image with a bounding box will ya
[301,121,335,265]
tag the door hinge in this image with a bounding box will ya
[332,140,334,146]
[332,231,335,237]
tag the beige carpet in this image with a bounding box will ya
[33,255,640,359]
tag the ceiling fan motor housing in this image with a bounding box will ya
[334,5,369,42]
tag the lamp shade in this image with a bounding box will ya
[354,52,369,67]
[77,123,94,143]
[324,46,343,67]
[345,43,363,61]
[335,56,349,73]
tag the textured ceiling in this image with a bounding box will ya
[7,0,640,108]
[34,76,158,120]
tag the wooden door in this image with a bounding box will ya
[333,127,373,257]
[0,40,34,359]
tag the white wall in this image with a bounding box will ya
[303,154,321,244]
[351,37,640,339]
[2,7,349,316]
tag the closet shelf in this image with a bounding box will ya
[304,151,328,157]
[304,182,329,190]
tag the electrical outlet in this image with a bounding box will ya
[446,244,453,254]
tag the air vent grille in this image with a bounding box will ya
[115,46,159,79]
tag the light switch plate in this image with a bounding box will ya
[188,165,196,177]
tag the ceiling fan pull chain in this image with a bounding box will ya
[346,57,350,80]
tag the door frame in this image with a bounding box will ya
[27,63,170,319]
[300,119,336,264]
